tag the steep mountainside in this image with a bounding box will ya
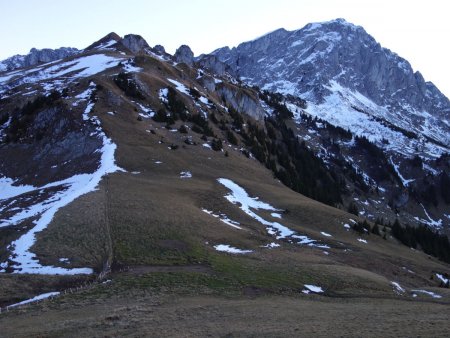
[0,30,450,335]
[203,18,450,231]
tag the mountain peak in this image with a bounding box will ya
[174,45,194,66]
[301,18,364,35]
[85,32,121,50]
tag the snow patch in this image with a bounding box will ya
[202,208,242,230]
[180,171,192,179]
[411,289,442,299]
[167,78,190,95]
[158,88,168,103]
[303,284,324,294]
[391,281,405,294]
[214,244,253,254]
[122,61,142,73]
[320,232,332,237]
[262,242,280,248]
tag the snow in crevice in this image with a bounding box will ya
[0,88,124,275]
[217,178,327,248]
[436,273,449,284]
[414,204,443,229]
[389,157,414,187]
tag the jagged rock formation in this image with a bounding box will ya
[0,47,79,72]
[195,54,236,77]
[174,45,194,66]
[121,34,150,54]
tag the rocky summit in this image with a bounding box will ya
[0,21,449,337]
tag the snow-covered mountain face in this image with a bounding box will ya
[210,19,450,150]
[205,19,450,230]
[0,47,80,73]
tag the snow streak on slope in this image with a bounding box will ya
[214,244,253,254]
[217,178,327,248]
[0,85,123,275]
[6,291,60,309]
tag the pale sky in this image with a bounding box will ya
[1,0,449,97]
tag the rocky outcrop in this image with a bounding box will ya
[0,47,79,72]
[174,45,194,66]
[0,104,102,186]
[150,45,171,59]
[196,54,235,77]
[120,34,150,54]
[215,83,265,120]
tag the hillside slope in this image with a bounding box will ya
[0,32,449,335]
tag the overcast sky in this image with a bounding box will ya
[1,0,449,97]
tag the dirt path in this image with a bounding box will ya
[1,294,450,337]
[122,264,213,274]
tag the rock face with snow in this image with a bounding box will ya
[209,19,450,147]
[195,54,236,77]
[174,45,194,66]
[0,47,79,72]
